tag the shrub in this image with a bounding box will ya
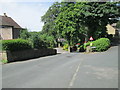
[39,34,55,48]
[1,59,8,64]
[31,35,46,49]
[83,41,91,49]
[83,38,111,52]
[2,39,32,51]
[92,38,110,52]
[63,44,69,51]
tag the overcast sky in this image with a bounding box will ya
[0,1,55,32]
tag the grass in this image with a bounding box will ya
[1,59,8,64]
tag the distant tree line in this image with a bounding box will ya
[19,29,56,49]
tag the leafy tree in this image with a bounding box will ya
[31,34,46,49]
[54,2,120,45]
[20,30,49,48]
[40,33,56,48]
[19,29,31,39]
[41,2,61,39]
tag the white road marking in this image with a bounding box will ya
[68,59,83,88]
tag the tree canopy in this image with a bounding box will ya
[41,2,120,45]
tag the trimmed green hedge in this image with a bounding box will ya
[92,38,110,52]
[84,38,111,52]
[1,39,32,51]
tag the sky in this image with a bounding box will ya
[0,1,56,32]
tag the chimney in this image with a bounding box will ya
[4,13,7,17]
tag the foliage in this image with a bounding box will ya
[116,20,120,29]
[1,59,8,64]
[83,41,91,49]
[39,34,56,48]
[83,38,110,52]
[43,2,120,45]
[2,39,32,51]
[31,35,46,49]
[41,2,61,39]
[63,44,69,51]
[19,29,56,48]
[92,38,111,52]
[19,29,31,39]
[26,32,47,49]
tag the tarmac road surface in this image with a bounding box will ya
[2,46,118,88]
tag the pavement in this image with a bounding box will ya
[2,46,118,88]
[54,47,69,54]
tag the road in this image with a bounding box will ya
[2,46,118,88]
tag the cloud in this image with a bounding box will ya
[0,2,53,31]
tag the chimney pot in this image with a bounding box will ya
[4,13,7,17]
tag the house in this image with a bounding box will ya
[106,24,116,36]
[0,13,22,40]
[106,23,120,36]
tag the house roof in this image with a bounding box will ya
[0,15,21,29]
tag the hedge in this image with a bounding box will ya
[84,38,111,52]
[92,38,111,52]
[1,39,32,51]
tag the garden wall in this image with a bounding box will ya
[1,48,57,62]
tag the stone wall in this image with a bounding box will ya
[1,48,57,62]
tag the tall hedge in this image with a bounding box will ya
[2,39,32,51]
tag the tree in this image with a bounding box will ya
[39,33,56,48]
[19,29,31,39]
[31,34,46,49]
[54,2,120,45]
[20,30,48,48]
[41,2,61,39]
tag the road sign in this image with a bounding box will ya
[89,36,93,41]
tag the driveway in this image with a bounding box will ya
[2,46,118,88]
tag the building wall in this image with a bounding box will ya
[13,28,21,39]
[106,24,116,35]
[0,27,13,40]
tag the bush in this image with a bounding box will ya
[31,35,46,49]
[39,34,55,48]
[1,59,8,64]
[92,38,110,52]
[83,41,91,49]
[63,44,69,51]
[83,38,111,52]
[2,39,32,51]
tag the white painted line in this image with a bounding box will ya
[68,62,82,88]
